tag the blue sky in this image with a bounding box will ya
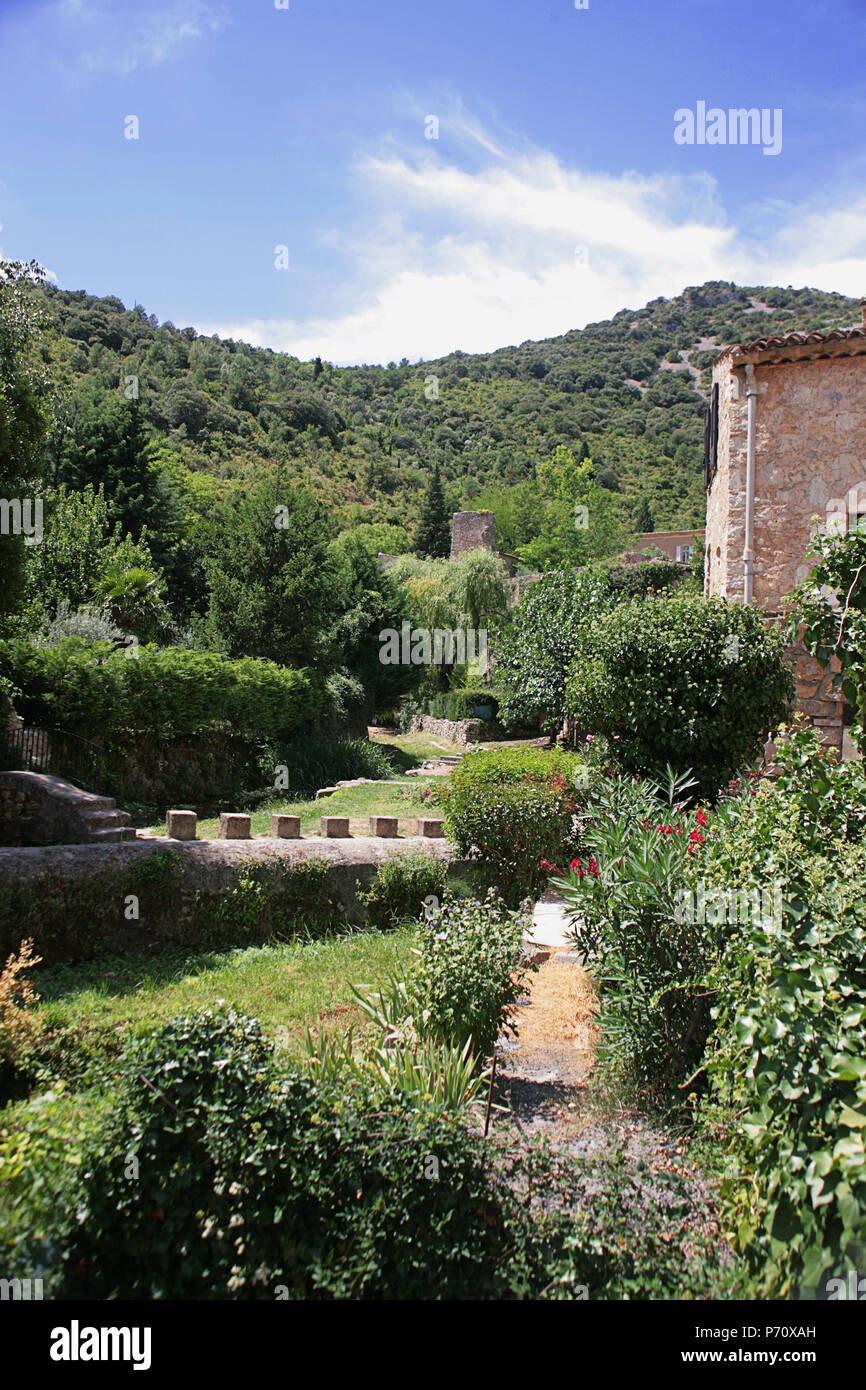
[1,0,865,363]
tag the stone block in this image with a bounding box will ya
[370,816,399,837]
[166,809,197,840]
[415,817,444,838]
[219,813,251,839]
[271,813,300,839]
[321,816,350,837]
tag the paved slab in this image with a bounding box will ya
[527,890,576,949]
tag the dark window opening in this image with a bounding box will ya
[704,383,719,491]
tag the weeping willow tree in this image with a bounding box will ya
[388,547,510,690]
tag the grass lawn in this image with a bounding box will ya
[26,924,420,1087]
[145,779,445,838]
[369,729,463,766]
[0,925,421,1255]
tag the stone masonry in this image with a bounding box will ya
[0,771,135,846]
[450,510,497,560]
[706,309,866,752]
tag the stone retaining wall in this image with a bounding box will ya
[0,835,467,963]
[410,714,483,745]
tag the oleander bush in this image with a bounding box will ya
[559,766,719,1105]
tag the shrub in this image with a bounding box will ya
[560,767,719,1105]
[415,889,535,1058]
[359,847,446,931]
[60,1007,540,1300]
[566,594,794,798]
[267,734,395,796]
[0,1085,109,1290]
[698,734,866,1295]
[440,745,585,902]
[591,557,693,598]
[8,1014,731,1300]
[0,638,322,741]
[0,940,42,1096]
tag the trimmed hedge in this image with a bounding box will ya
[566,594,794,798]
[0,638,322,740]
[440,745,585,902]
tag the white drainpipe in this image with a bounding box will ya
[743,363,757,605]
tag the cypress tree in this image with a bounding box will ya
[414,461,450,558]
[634,496,654,533]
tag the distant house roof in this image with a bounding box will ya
[715,305,866,367]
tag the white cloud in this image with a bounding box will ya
[54,0,229,77]
[197,116,866,365]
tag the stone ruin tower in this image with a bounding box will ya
[450,510,497,560]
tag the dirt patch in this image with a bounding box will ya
[496,956,599,1139]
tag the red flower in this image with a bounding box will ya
[695,809,708,827]
[589,858,599,877]
[689,829,705,844]
[570,857,581,871]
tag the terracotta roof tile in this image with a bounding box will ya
[716,322,866,366]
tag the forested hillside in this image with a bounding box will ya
[38,278,858,559]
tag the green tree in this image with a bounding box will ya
[0,261,52,628]
[54,383,162,541]
[493,568,615,731]
[326,531,418,714]
[414,461,450,558]
[22,484,159,633]
[634,496,654,532]
[203,475,341,668]
[518,447,628,571]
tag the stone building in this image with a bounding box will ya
[704,302,866,752]
[450,509,497,559]
[634,529,704,563]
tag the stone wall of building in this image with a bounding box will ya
[706,348,866,755]
[450,510,497,559]
[705,353,745,601]
[707,351,866,610]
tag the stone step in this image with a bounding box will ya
[81,808,131,829]
[86,826,137,843]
